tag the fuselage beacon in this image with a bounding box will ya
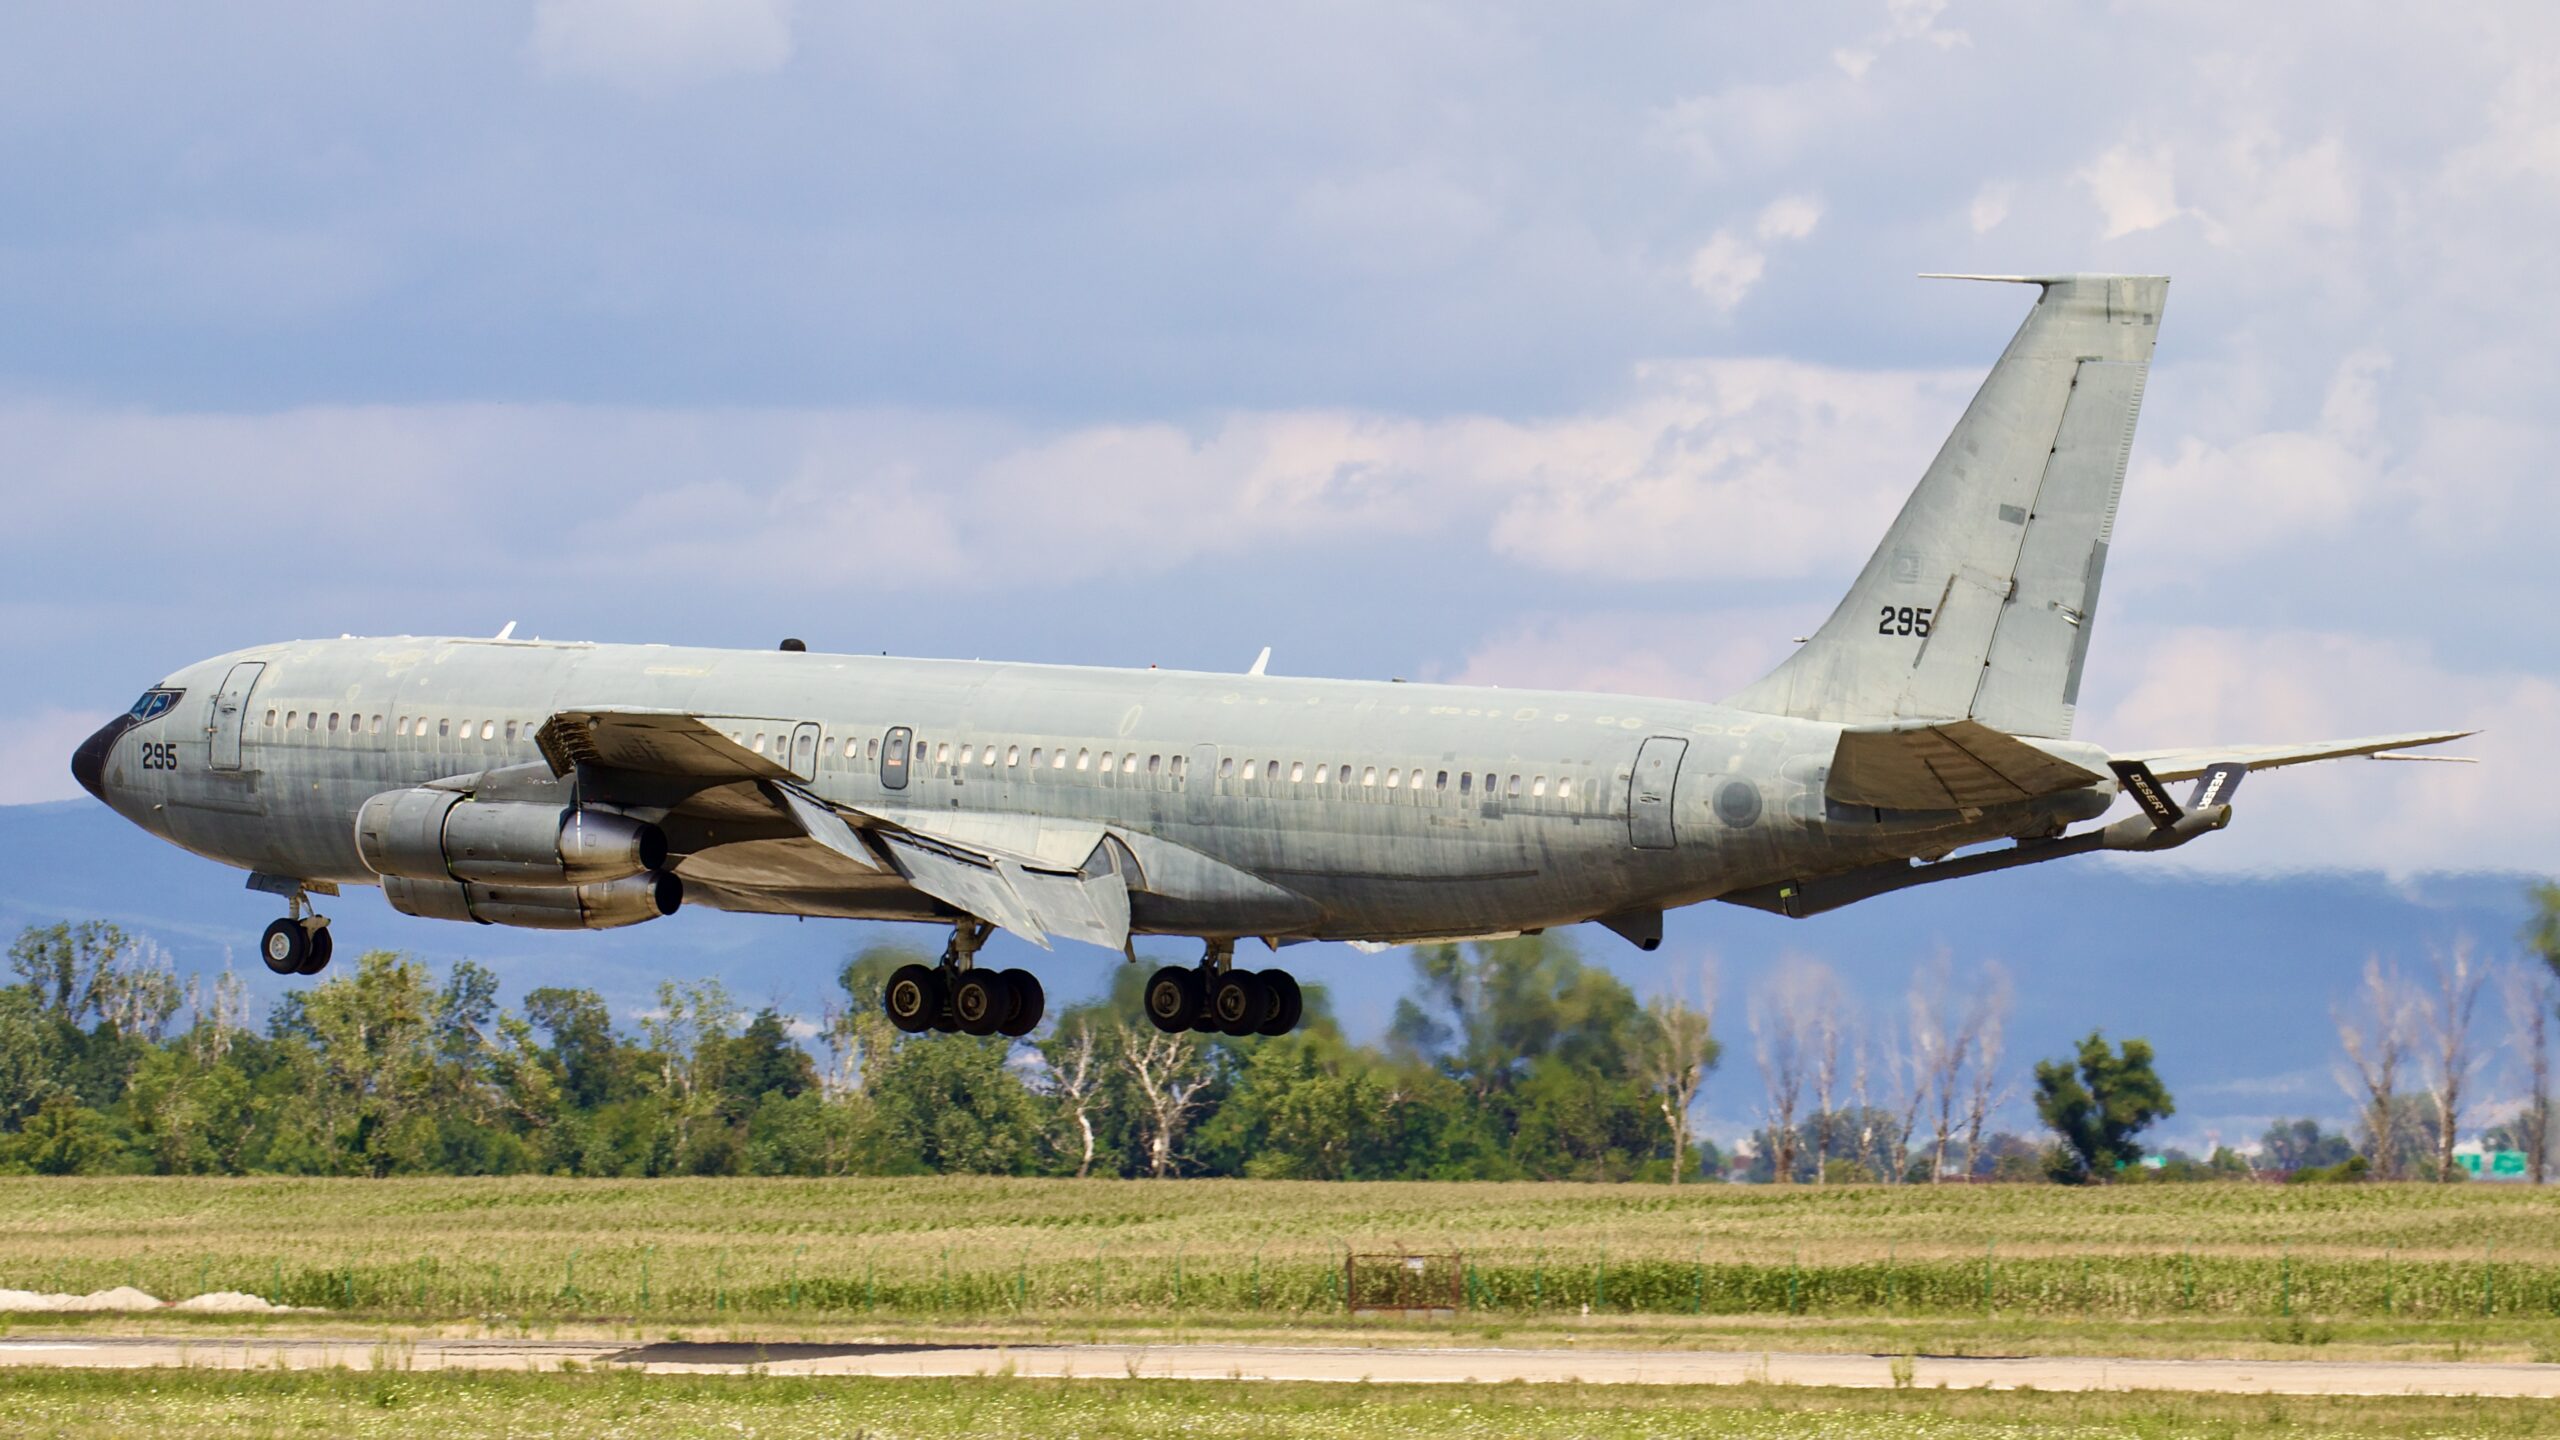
[74,635,2116,949]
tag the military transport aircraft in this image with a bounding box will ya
[72,274,2468,1040]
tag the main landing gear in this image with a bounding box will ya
[259,890,334,977]
[1144,941,1304,1037]
[884,921,1046,1038]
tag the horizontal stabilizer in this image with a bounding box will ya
[1828,719,2106,810]
[2111,731,2475,783]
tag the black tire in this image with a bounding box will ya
[260,919,306,976]
[1209,970,1268,1037]
[1259,970,1304,1036]
[997,968,1045,1038]
[885,964,942,1033]
[1144,966,1199,1033]
[951,969,1011,1036]
[295,925,333,976]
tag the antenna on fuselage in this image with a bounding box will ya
[493,621,517,641]
[1247,646,1271,677]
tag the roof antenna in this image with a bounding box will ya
[493,621,517,641]
[1247,646,1271,677]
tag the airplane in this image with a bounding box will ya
[71,273,2469,1041]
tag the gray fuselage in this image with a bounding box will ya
[85,635,2115,947]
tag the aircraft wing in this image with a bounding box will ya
[2109,731,2477,782]
[532,708,1134,952]
[1827,719,2107,810]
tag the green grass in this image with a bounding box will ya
[3,1368,2558,1440]
[5,1176,2558,1342]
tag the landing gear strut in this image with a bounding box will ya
[259,890,333,978]
[885,921,1045,1038]
[1145,940,1303,1037]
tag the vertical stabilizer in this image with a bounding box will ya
[1726,274,2166,738]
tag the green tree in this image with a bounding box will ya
[2033,1031,2174,1183]
[868,1034,1041,1174]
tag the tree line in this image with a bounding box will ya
[2,880,2552,1181]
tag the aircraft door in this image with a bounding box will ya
[789,722,821,782]
[207,661,264,772]
[1187,745,1218,824]
[880,727,912,790]
[1628,736,1687,850]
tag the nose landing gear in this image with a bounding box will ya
[884,921,1046,1037]
[1145,941,1303,1036]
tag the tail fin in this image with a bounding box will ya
[1727,273,2166,739]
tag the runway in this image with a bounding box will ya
[2,1335,2557,1398]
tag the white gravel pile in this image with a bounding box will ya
[0,1287,312,1314]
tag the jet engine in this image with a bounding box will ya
[355,789,666,886]
[381,871,683,930]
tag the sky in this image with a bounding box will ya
[1,3,2555,1143]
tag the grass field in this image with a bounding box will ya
[7,1177,2560,1357]
[3,1369,2557,1440]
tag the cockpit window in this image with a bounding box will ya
[125,689,183,723]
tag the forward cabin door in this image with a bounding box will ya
[788,721,821,782]
[1627,736,1686,850]
[208,661,264,771]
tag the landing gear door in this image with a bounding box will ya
[208,661,265,772]
[1628,736,1686,850]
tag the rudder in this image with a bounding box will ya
[1726,274,2166,739]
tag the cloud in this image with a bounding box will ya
[1687,196,1823,313]
[1967,183,2010,234]
[529,0,794,90]
[2077,142,2186,238]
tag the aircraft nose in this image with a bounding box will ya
[70,715,133,803]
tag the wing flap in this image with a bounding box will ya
[1829,718,2106,810]
[538,709,797,781]
[2112,730,2476,783]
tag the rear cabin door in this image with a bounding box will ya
[208,661,264,771]
[788,721,821,782]
[1627,736,1686,850]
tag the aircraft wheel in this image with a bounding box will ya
[884,964,943,1034]
[996,968,1045,1037]
[1257,970,1303,1036]
[1209,970,1268,1037]
[1143,965,1199,1033]
[260,919,307,977]
[951,969,1012,1036]
[295,924,334,976]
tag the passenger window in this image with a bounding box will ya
[987,748,1001,770]
[1532,777,1546,797]
[1052,749,1066,769]
[1459,772,1473,794]
[438,719,451,738]
[935,743,950,764]
[1124,754,1139,774]
[1029,747,1044,768]
[481,721,497,741]
[306,712,319,731]
[1008,745,1021,767]
[1219,757,1234,780]
[1097,751,1113,771]
[370,715,382,735]
[1289,761,1304,783]
[329,713,341,732]
[506,721,519,743]
[1147,754,1161,774]
[1436,770,1450,790]
[1362,767,1377,787]
[958,744,974,766]
[1558,778,1574,799]
[286,711,299,729]
[1508,774,1522,798]
[265,709,277,728]
[881,726,912,790]
[1338,765,1352,785]
[1076,749,1090,771]
[867,738,879,762]
[1386,769,1400,788]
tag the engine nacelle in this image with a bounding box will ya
[381,871,683,930]
[355,789,667,886]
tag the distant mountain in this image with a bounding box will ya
[3,800,2540,1153]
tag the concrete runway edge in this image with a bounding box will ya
[2,1336,2557,1399]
